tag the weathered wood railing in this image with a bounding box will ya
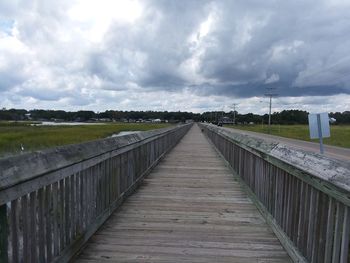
[199,123,350,263]
[0,123,191,262]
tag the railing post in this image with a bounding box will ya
[0,204,8,263]
[0,124,191,262]
[199,122,350,263]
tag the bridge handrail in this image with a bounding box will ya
[0,123,192,262]
[199,123,350,263]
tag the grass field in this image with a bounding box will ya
[0,122,171,157]
[226,124,350,148]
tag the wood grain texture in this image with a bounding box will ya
[0,204,8,262]
[75,125,291,262]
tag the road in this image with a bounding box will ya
[222,127,350,162]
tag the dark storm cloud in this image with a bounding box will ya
[193,82,349,98]
[1,0,350,111]
[184,0,350,97]
[83,0,350,97]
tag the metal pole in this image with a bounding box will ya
[268,96,272,134]
[265,88,277,134]
[317,114,324,154]
[232,103,237,125]
[233,110,236,125]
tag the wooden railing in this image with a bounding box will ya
[0,124,191,263]
[200,123,350,263]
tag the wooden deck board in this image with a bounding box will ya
[74,124,291,262]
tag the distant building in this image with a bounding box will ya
[219,117,234,124]
[25,113,32,120]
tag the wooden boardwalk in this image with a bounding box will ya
[75,125,291,262]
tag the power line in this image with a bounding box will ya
[298,55,350,81]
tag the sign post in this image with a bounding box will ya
[308,112,330,154]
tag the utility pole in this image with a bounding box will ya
[231,103,238,125]
[264,88,278,134]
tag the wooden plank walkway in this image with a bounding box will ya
[75,124,291,262]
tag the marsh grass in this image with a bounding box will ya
[0,122,171,157]
[226,124,350,148]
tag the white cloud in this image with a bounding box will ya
[68,0,143,42]
[265,73,279,84]
[270,40,304,61]
[0,0,350,113]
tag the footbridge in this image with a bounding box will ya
[0,123,349,262]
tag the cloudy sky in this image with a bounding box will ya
[1,0,350,114]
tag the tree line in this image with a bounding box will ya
[1,108,350,124]
[0,108,200,122]
[201,110,350,124]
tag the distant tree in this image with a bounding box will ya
[273,110,308,124]
[330,111,350,124]
[74,111,95,121]
[0,109,27,120]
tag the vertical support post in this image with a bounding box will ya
[232,103,237,125]
[0,204,8,263]
[265,88,277,134]
[268,96,272,134]
[317,114,324,154]
[233,109,236,125]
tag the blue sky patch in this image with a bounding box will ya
[0,18,14,35]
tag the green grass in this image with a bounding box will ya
[225,124,350,148]
[0,122,171,157]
